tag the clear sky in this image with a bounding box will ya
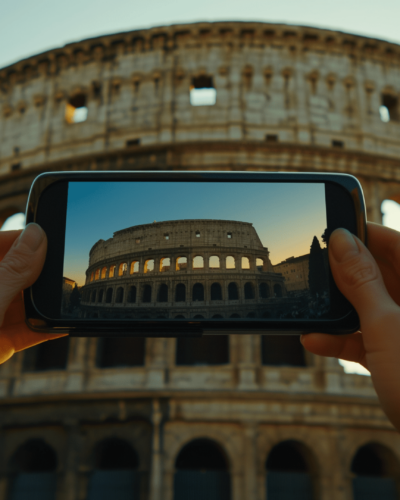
[1,0,400,69]
[63,181,326,285]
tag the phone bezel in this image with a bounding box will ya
[24,171,365,336]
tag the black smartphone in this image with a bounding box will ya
[24,171,365,337]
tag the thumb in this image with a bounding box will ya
[0,223,47,325]
[329,228,397,335]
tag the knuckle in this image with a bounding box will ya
[340,255,378,289]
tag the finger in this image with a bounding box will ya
[0,230,22,260]
[367,222,400,276]
[301,333,368,369]
[0,224,47,326]
[329,229,397,326]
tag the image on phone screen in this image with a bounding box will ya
[61,182,330,321]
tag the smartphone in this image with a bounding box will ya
[24,171,365,337]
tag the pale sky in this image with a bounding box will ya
[1,0,400,69]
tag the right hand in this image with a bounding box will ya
[301,223,400,431]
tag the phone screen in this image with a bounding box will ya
[61,181,330,321]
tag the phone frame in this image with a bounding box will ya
[24,171,365,337]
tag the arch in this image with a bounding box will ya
[244,282,255,300]
[91,290,97,303]
[142,284,152,303]
[193,255,204,269]
[256,258,264,269]
[174,438,230,500]
[90,272,94,282]
[192,283,204,301]
[97,337,145,368]
[175,283,186,302]
[101,267,107,279]
[351,443,400,500]
[266,440,315,500]
[210,282,222,301]
[144,259,155,273]
[195,230,201,238]
[261,336,306,366]
[226,256,235,269]
[176,256,188,271]
[106,288,113,303]
[95,269,100,280]
[87,438,140,500]
[9,439,57,500]
[109,265,116,278]
[160,257,171,272]
[115,287,124,303]
[274,284,283,297]
[241,257,250,269]
[209,255,220,268]
[130,261,139,274]
[127,286,136,303]
[157,284,168,302]
[228,282,239,300]
[98,289,104,303]
[176,336,229,365]
[259,282,269,299]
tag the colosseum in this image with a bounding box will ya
[1,20,400,500]
[77,219,290,320]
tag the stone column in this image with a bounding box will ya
[149,399,163,500]
[146,339,167,388]
[242,422,258,500]
[61,418,80,500]
[237,335,258,389]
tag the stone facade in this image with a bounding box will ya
[273,254,310,292]
[78,219,288,320]
[0,21,400,500]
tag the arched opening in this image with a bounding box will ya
[241,257,250,270]
[91,290,97,303]
[65,93,88,124]
[127,286,136,303]
[244,282,255,300]
[115,287,124,303]
[97,337,145,368]
[256,258,264,269]
[109,265,116,278]
[98,289,104,303]
[176,336,229,365]
[118,263,128,276]
[0,212,25,231]
[210,283,222,301]
[174,439,230,500]
[9,439,57,500]
[209,255,220,269]
[142,284,152,303]
[274,284,283,297]
[175,283,186,302]
[228,282,239,301]
[101,267,107,279]
[160,257,171,272]
[195,230,201,238]
[157,284,168,302]
[192,283,204,301]
[176,257,188,271]
[144,259,154,273]
[130,261,139,274]
[22,337,70,372]
[259,283,269,299]
[382,199,400,231]
[193,256,204,269]
[266,440,315,499]
[261,336,306,366]
[106,288,113,303]
[351,443,400,500]
[87,438,140,500]
[95,269,100,280]
[226,256,235,269]
[90,272,94,282]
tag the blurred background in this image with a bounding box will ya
[1,1,400,499]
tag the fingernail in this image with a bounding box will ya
[17,223,45,252]
[329,228,359,263]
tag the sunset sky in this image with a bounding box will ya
[63,181,327,285]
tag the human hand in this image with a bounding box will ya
[301,222,400,431]
[0,224,67,365]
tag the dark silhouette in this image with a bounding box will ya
[69,284,81,311]
[308,236,328,296]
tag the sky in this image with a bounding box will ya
[1,0,400,70]
[63,181,326,285]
